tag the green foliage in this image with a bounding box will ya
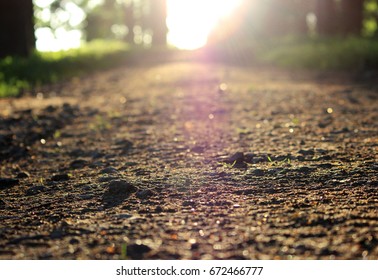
[120,243,128,260]
[0,40,130,98]
[257,37,378,70]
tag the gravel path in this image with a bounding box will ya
[0,62,377,259]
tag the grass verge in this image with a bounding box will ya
[256,37,378,70]
[0,40,130,98]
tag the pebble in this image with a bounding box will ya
[226,152,245,164]
[69,238,80,245]
[50,173,70,181]
[69,159,88,169]
[50,222,69,239]
[136,189,154,199]
[182,200,196,207]
[16,171,30,179]
[78,194,93,200]
[115,139,133,148]
[191,146,205,154]
[116,214,133,219]
[98,176,119,182]
[0,178,19,190]
[298,149,315,156]
[90,161,106,168]
[124,162,138,167]
[251,169,265,176]
[297,167,315,174]
[244,153,255,163]
[115,139,133,154]
[233,188,254,195]
[318,163,334,169]
[126,244,151,259]
[155,206,163,213]
[25,185,46,196]
[100,167,119,174]
[105,180,136,196]
[0,134,12,145]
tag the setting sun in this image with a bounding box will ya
[167,0,243,50]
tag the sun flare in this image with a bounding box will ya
[167,0,243,50]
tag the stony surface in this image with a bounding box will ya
[0,62,377,260]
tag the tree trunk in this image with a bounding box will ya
[149,0,167,46]
[0,0,35,58]
[124,1,135,44]
[340,0,364,35]
[316,0,338,35]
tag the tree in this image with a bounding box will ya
[0,0,35,58]
[340,0,364,35]
[316,0,339,35]
[149,0,167,46]
[124,0,135,44]
[85,0,124,41]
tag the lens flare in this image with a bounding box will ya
[167,0,243,49]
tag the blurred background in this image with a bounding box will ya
[0,0,377,97]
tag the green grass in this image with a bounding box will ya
[0,40,131,98]
[256,37,378,70]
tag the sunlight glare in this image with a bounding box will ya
[167,0,243,50]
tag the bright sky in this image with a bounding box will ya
[34,0,243,51]
[167,0,242,49]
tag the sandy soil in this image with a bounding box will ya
[0,61,377,259]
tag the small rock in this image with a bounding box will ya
[0,178,19,190]
[44,105,57,113]
[315,149,328,154]
[51,173,70,181]
[298,149,315,156]
[318,163,334,169]
[114,139,133,154]
[100,167,118,174]
[16,171,30,179]
[126,244,151,259]
[116,213,133,219]
[317,155,332,161]
[191,146,205,154]
[226,152,245,164]
[50,221,69,239]
[251,169,265,176]
[70,159,88,169]
[155,205,163,213]
[244,153,255,163]
[223,152,247,168]
[68,149,86,157]
[297,167,314,174]
[0,133,12,145]
[297,155,305,161]
[115,139,133,148]
[91,151,105,159]
[136,189,154,199]
[182,200,196,207]
[106,180,136,196]
[26,185,46,196]
[69,238,79,245]
[98,176,119,182]
[233,188,254,195]
[90,161,106,168]
[191,243,200,250]
[78,194,93,200]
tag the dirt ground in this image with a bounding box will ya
[0,61,377,260]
